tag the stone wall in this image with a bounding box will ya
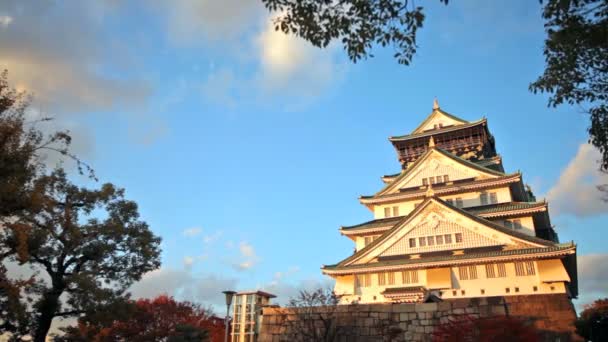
[258,294,579,342]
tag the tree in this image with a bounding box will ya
[432,315,541,342]
[60,295,222,342]
[575,298,608,341]
[1,69,97,340]
[261,1,608,169]
[0,69,93,217]
[281,288,343,342]
[261,0,448,66]
[0,169,161,342]
[530,0,608,169]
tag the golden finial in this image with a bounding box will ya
[433,98,440,110]
[425,182,435,197]
[429,136,436,147]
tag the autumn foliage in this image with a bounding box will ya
[60,295,224,342]
[575,298,608,341]
[432,315,541,342]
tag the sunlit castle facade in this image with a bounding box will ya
[322,100,578,304]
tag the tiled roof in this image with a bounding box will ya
[467,202,547,217]
[372,147,508,199]
[340,202,547,234]
[334,197,555,268]
[361,173,521,204]
[340,216,402,231]
[322,243,575,273]
[409,108,470,135]
[390,119,486,142]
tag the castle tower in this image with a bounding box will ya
[322,102,576,304]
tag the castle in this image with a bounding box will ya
[321,100,577,305]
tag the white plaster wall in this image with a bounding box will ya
[334,260,569,305]
[372,186,513,219]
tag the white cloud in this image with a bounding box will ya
[182,227,203,237]
[233,241,260,271]
[183,256,195,268]
[0,2,150,113]
[129,268,237,308]
[203,230,223,244]
[253,19,343,100]
[264,277,335,306]
[0,15,13,28]
[575,254,608,311]
[546,143,608,217]
[240,241,255,258]
[162,0,261,45]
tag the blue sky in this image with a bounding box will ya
[1,0,607,311]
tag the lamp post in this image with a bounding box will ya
[223,290,236,342]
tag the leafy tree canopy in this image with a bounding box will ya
[0,169,161,342]
[575,298,608,341]
[59,295,221,342]
[530,0,608,169]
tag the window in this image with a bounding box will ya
[357,274,371,287]
[378,272,386,286]
[388,272,395,285]
[427,236,435,246]
[436,176,443,184]
[490,192,498,204]
[497,263,507,277]
[402,270,418,284]
[514,262,525,276]
[506,288,511,293]
[419,237,426,247]
[392,206,399,216]
[481,289,485,295]
[455,198,463,208]
[525,261,536,275]
[504,220,513,229]
[444,175,449,182]
[446,199,454,205]
[422,178,428,186]
[513,219,522,230]
[485,264,496,278]
[455,233,463,243]
[444,234,452,244]
[468,265,478,279]
[459,267,469,280]
[480,192,489,205]
[409,238,416,248]
[364,236,373,246]
[429,177,436,184]
[436,235,443,245]
[384,207,391,218]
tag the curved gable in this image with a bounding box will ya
[346,198,548,266]
[378,149,502,196]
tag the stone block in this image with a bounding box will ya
[437,302,451,311]
[424,326,434,333]
[415,302,438,312]
[399,313,409,321]
[395,303,416,313]
[490,305,506,316]
[452,308,465,315]
[465,307,478,314]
